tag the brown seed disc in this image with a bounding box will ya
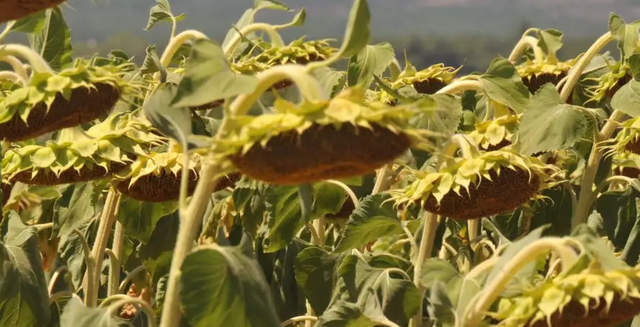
[525,295,640,327]
[190,99,224,111]
[0,0,65,24]
[11,162,128,186]
[116,171,242,203]
[2,182,12,205]
[0,83,121,142]
[412,78,448,95]
[481,139,512,152]
[422,167,540,220]
[624,138,640,155]
[326,197,356,220]
[617,167,640,179]
[230,123,411,185]
[523,72,573,104]
[606,73,632,99]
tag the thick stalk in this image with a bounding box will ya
[436,80,483,95]
[0,44,52,74]
[508,35,545,63]
[108,222,125,296]
[462,238,578,327]
[223,23,286,56]
[159,64,325,327]
[410,212,439,327]
[0,55,28,80]
[468,220,479,242]
[160,30,209,68]
[85,189,121,307]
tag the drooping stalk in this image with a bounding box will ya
[436,80,483,95]
[0,71,25,84]
[327,179,360,208]
[160,30,209,68]
[159,65,326,327]
[508,35,545,63]
[410,212,440,327]
[223,23,286,56]
[461,238,578,327]
[85,188,122,307]
[0,55,28,80]
[0,44,53,74]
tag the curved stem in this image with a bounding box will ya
[223,22,286,56]
[282,316,318,326]
[410,212,439,327]
[436,80,483,95]
[48,265,69,296]
[73,228,96,307]
[0,55,28,80]
[34,223,53,231]
[0,44,52,74]
[0,71,25,84]
[179,151,191,212]
[160,30,209,68]
[118,266,148,294]
[472,238,497,254]
[573,110,625,228]
[466,256,499,280]
[105,249,119,297]
[462,238,579,327]
[109,222,125,296]
[559,32,614,103]
[86,189,122,307]
[106,298,157,327]
[508,35,545,63]
[327,179,360,208]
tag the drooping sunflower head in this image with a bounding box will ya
[0,58,142,142]
[1,112,162,186]
[584,62,632,103]
[612,152,640,180]
[610,117,640,156]
[213,87,442,185]
[391,149,559,220]
[488,262,640,327]
[379,63,461,104]
[468,114,520,151]
[517,58,577,95]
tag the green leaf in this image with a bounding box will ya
[313,66,346,98]
[117,198,179,244]
[427,281,456,327]
[516,84,589,156]
[609,13,639,61]
[138,212,179,294]
[347,43,395,87]
[420,258,462,299]
[622,211,640,266]
[295,247,342,315]
[316,293,394,327]
[141,45,167,79]
[254,0,291,11]
[27,8,73,71]
[53,183,101,240]
[333,0,371,59]
[171,39,258,108]
[143,83,194,147]
[222,9,254,50]
[409,94,463,136]
[536,29,564,60]
[0,212,51,327]
[58,218,96,289]
[530,186,573,237]
[479,57,531,113]
[571,224,628,272]
[334,193,403,252]
[59,296,120,327]
[596,191,637,251]
[180,244,281,327]
[611,79,640,117]
[481,218,511,247]
[8,11,47,34]
[145,0,185,31]
[263,182,346,252]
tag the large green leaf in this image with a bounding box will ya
[27,8,72,70]
[263,182,346,252]
[609,13,639,61]
[143,83,194,147]
[313,66,346,98]
[536,29,564,60]
[294,247,343,314]
[347,43,395,87]
[117,198,179,244]
[53,182,102,240]
[58,218,97,289]
[7,11,47,34]
[332,0,371,59]
[596,190,637,251]
[59,297,121,327]
[0,212,50,327]
[571,224,629,272]
[420,258,462,305]
[180,244,280,327]
[145,0,186,31]
[315,292,395,327]
[138,212,180,292]
[427,281,455,327]
[171,39,258,108]
[479,57,531,113]
[408,93,463,136]
[611,78,640,117]
[254,0,291,11]
[334,194,403,252]
[516,84,590,156]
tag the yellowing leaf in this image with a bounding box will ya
[31,147,56,168]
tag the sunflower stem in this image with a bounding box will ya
[0,44,52,74]
[410,212,439,327]
[573,110,625,228]
[108,221,125,296]
[282,315,318,326]
[85,188,121,307]
[73,228,95,307]
[0,71,25,84]
[223,22,286,56]
[0,55,29,80]
[436,80,483,95]
[105,249,119,297]
[160,30,209,68]
[508,35,545,63]
[327,180,360,208]
[559,32,614,103]
[461,238,578,327]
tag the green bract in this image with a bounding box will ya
[379,63,460,104]
[585,62,632,103]
[391,149,558,220]
[489,263,640,327]
[516,58,577,95]
[215,87,441,185]
[1,113,162,185]
[0,58,139,142]
[468,114,520,151]
[610,117,640,155]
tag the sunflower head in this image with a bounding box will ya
[1,112,162,185]
[468,114,520,151]
[488,261,640,327]
[584,62,632,103]
[391,149,559,220]
[609,117,640,156]
[517,58,577,94]
[379,63,461,104]
[612,152,640,180]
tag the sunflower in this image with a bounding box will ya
[610,117,640,156]
[468,114,520,151]
[516,58,577,96]
[379,62,460,105]
[391,149,558,220]
[214,87,441,185]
